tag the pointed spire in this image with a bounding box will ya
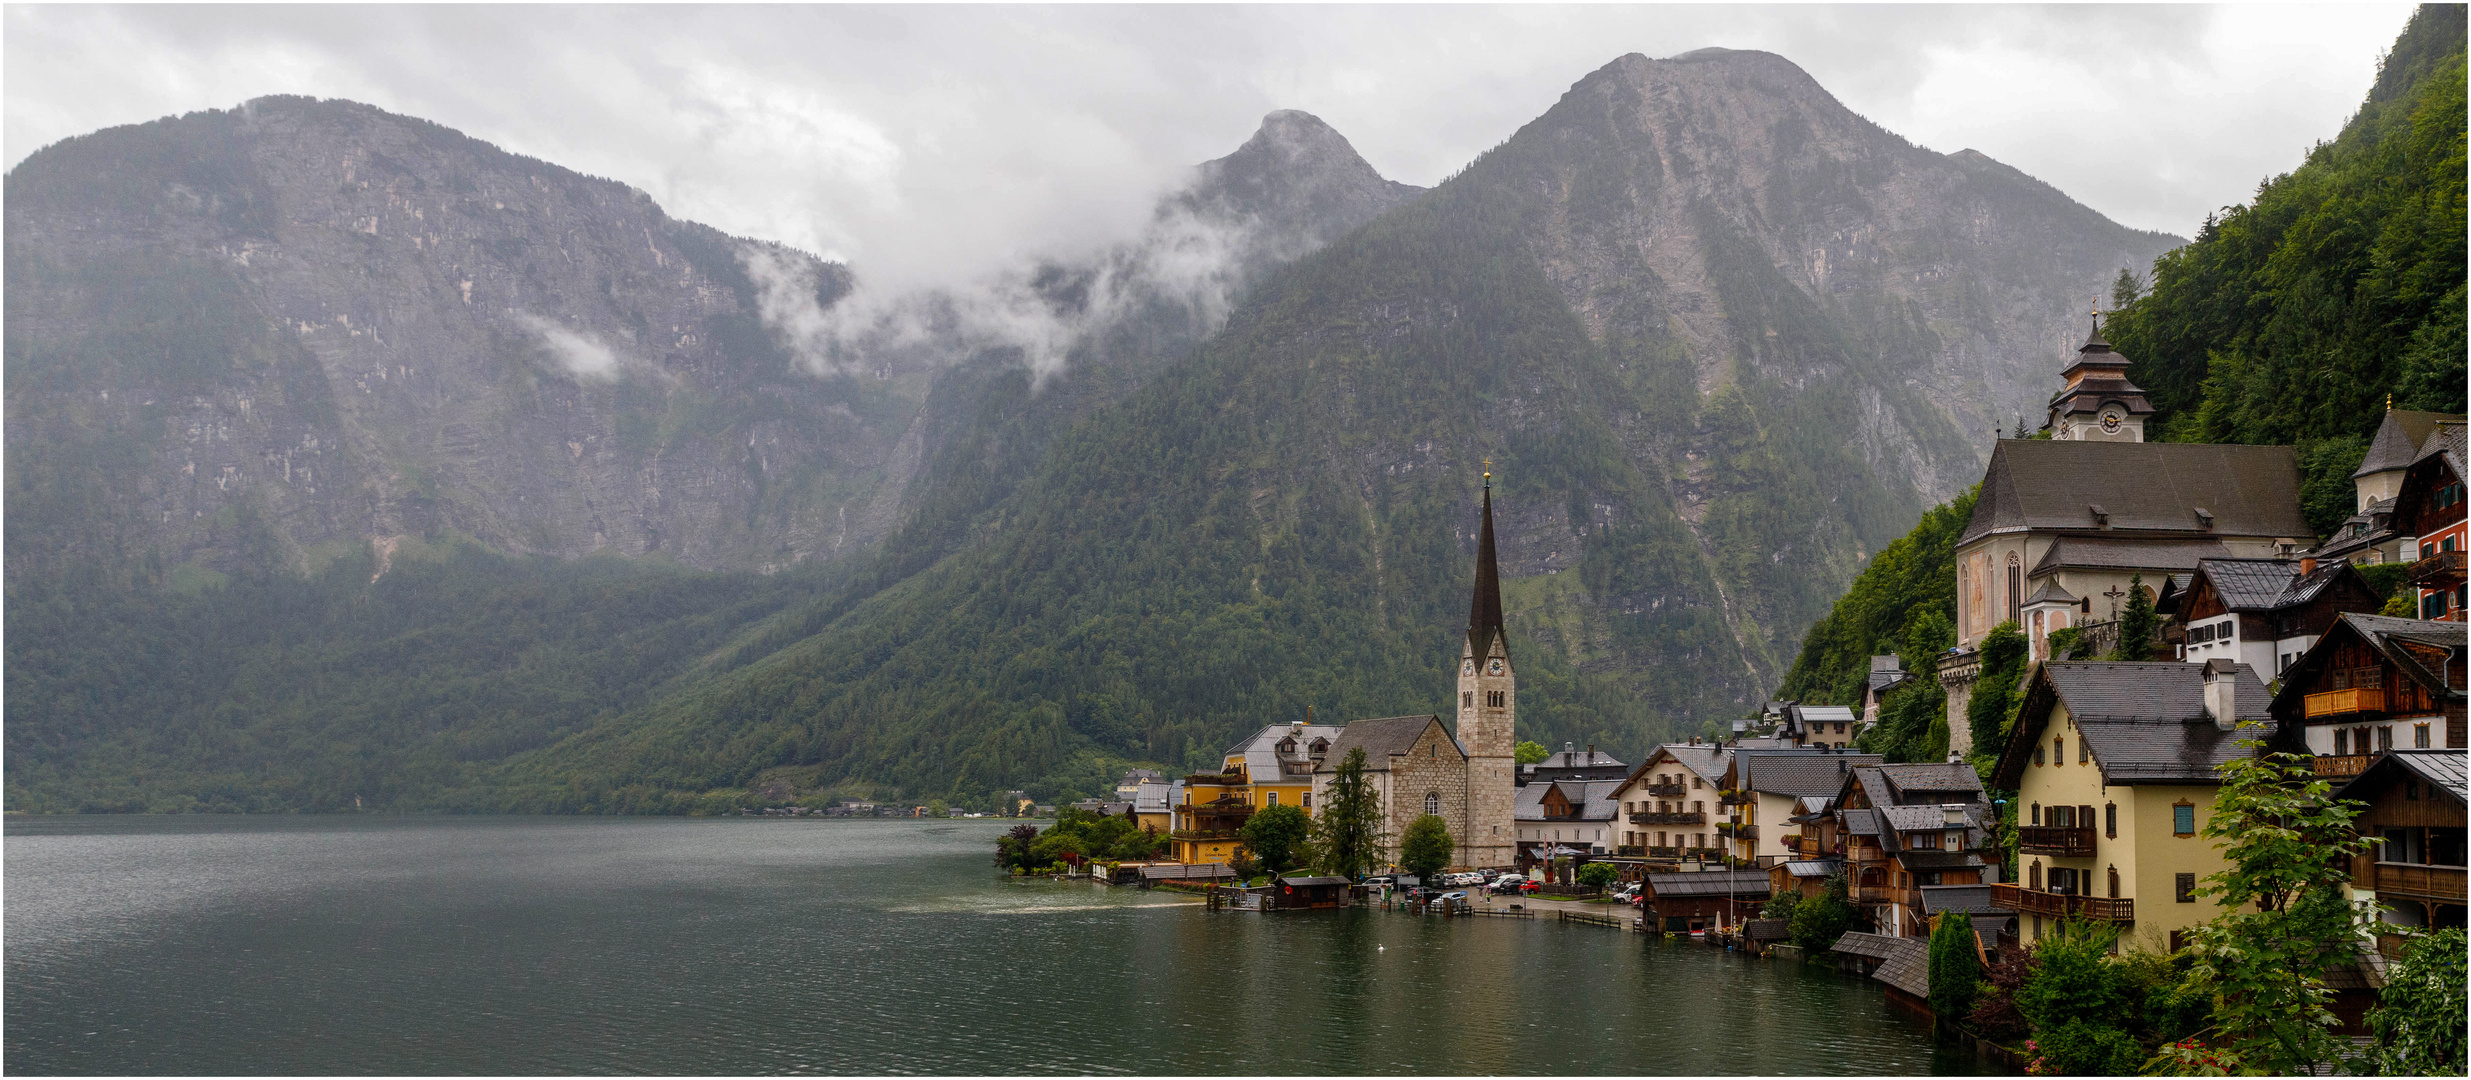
[1468,468,1506,661]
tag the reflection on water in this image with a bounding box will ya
[5,816,1986,1075]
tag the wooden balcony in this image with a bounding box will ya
[1645,782,1687,798]
[1719,791,1755,806]
[2304,686,2388,719]
[2017,825,2096,857]
[1629,811,1704,825]
[2406,550,2466,587]
[1715,821,1754,838]
[1992,883,2134,923]
[2312,755,2372,778]
[2372,862,2468,902]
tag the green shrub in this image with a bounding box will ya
[2031,1018,2144,1075]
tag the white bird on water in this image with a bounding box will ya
[1377,945,1385,952]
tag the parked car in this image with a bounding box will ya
[1518,879,1541,895]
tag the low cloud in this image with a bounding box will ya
[515,312,625,380]
[751,196,1269,385]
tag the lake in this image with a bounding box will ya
[5,816,1985,1075]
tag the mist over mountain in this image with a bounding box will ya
[8,49,2181,810]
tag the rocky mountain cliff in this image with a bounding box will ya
[474,49,2187,805]
[8,50,2187,809]
[4,98,1418,585]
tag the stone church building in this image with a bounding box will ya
[1310,475,1521,871]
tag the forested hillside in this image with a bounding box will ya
[1782,5,2466,742]
[10,48,2183,813]
[2107,2,2466,537]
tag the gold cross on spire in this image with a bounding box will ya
[1483,457,1492,484]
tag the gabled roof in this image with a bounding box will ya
[2271,613,2469,728]
[1917,884,2001,915]
[2031,536,2233,576]
[1228,722,1346,781]
[1736,751,1884,799]
[1787,704,1858,729]
[1961,440,2308,547]
[1313,716,1449,774]
[1514,778,1622,822]
[2412,420,2467,476]
[1643,868,1771,897]
[2354,410,2463,477]
[2334,749,2468,807]
[2023,580,2080,606]
[1997,662,2277,787]
[1829,931,1909,961]
[2189,557,2365,614]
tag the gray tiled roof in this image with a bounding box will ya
[1229,722,1347,782]
[2023,580,2080,605]
[1873,938,1932,999]
[1788,704,1858,728]
[2194,557,2356,613]
[1843,808,1881,836]
[1917,884,2000,915]
[2336,750,2469,807]
[1829,931,1908,961]
[2031,536,2234,576]
[1877,804,1965,832]
[1643,868,1772,898]
[1895,850,1988,872]
[1782,859,1840,878]
[1313,717,1441,774]
[2413,420,2468,476]
[2355,410,2461,477]
[1961,440,2310,546]
[1741,751,1884,798]
[1513,778,1623,822]
[2003,662,2277,786]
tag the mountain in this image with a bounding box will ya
[8,49,2186,812]
[2,97,1418,588]
[474,49,2185,809]
[1782,6,2466,762]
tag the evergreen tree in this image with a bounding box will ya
[2109,573,2160,661]
[1309,747,1385,879]
[1929,910,1982,1023]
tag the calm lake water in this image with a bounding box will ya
[6,816,1985,1075]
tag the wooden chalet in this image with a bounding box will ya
[1640,868,1770,933]
[2270,612,2468,773]
[2391,420,2466,621]
[2333,750,2467,950]
[2167,556,2382,677]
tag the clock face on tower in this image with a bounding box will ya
[1462,660,1475,676]
[2100,408,2124,434]
[1487,659,1504,676]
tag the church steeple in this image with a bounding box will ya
[1468,470,1506,663]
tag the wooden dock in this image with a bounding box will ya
[1557,909,1638,931]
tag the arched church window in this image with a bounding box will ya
[2007,554,2022,622]
[1425,792,1440,816]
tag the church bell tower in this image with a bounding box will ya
[1456,466,1517,869]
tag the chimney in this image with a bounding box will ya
[2203,658,2242,731]
[2300,555,2318,577]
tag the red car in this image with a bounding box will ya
[1518,879,1541,895]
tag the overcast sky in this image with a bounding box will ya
[3,4,2416,290]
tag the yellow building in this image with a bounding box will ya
[1171,721,1341,865]
[1992,659,2274,953]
